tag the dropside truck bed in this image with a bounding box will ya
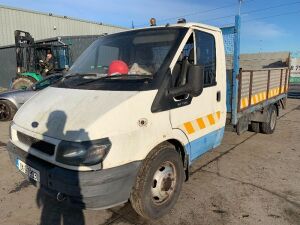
[226,67,290,134]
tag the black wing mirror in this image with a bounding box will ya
[188,65,204,96]
[167,64,204,98]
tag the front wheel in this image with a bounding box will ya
[0,100,17,121]
[130,143,184,219]
[11,76,36,90]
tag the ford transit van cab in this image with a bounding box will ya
[8,21,287,219]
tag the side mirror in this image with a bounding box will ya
[167,64,204,98]
[188,65,204,97]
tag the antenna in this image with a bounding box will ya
[238,0,244,15]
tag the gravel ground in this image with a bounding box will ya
[0,87,7,92]
[0,99,299,225]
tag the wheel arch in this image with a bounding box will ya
[0,98,18,110]
[167,139,188,166]
[0,98,17,121]
[154,138,190,181]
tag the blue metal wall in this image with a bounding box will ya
[221,15,241,125]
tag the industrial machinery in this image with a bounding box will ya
[11,30,69,89]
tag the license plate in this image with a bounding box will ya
[16,159,40,182]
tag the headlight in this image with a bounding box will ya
[56,138,111,166]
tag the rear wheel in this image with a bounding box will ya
[0,100,17,121]
[250,121,260,133]
[261,105,277,134]
[11,76,36,90]
[130,143,184,219]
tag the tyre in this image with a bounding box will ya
[250,121,260,133]
[130,143,184,219]
[261,105,277,134]
[0,100,17,121]
[11,76,36,90]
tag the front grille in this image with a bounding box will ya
[17,132,55,156]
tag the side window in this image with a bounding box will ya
[172,34,195,88]
[195,31,216,87]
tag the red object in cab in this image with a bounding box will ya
[108,60,129,76]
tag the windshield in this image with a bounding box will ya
[67,28,185,79]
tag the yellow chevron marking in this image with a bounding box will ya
[259,93,263,101]
[241,97,248,109]
[254,95,258,103]
[245,97,249,106]
[184,122,195,134]
[216,111,221,120]
[241,84,289,110]
[240,100,243,108]
[196,118,206,129]
[182,111,222,135]
[207,114,215,125]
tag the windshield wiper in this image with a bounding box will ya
[75,74,152,86]
[103,74,153,79]
[64,73,103,79]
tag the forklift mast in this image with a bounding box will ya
[14,30,70,75]
[14,30,35,73]
[15,30,34,47]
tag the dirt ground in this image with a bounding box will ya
[0,99,299,225]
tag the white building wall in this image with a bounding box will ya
[0,5,128,46]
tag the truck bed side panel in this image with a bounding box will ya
[238,68,289,114]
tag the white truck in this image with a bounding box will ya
[7,20,289,219]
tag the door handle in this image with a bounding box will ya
[217,91,221,102]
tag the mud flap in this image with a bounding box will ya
[236,115,249,135]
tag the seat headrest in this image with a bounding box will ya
[188,48,194,63]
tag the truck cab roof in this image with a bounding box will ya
[137,22,222,33]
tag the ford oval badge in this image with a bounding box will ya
[31,121,39,128]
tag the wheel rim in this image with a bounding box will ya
[0,102,10,120]
[151,161,177,205]
[270,109,277,130]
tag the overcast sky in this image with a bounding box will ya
[0,0,299,53]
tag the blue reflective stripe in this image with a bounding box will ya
[186,127,225,164]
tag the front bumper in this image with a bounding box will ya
[7,141,141,209]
